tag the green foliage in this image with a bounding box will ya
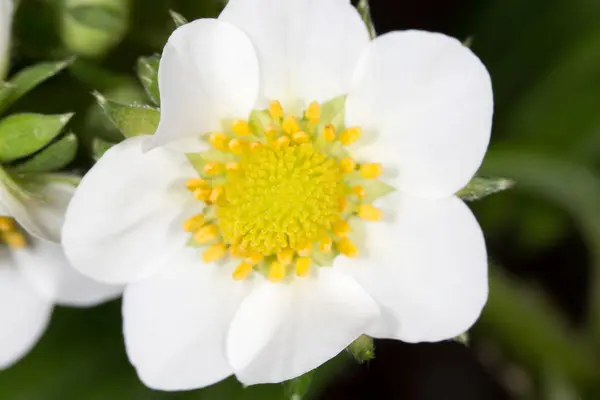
[95,92,160,137]
[347,335,375,364]
[283,371,314,400]
[11,133,78,173]
[169,10,189,28]
[0,113,73,163]
[457,176,515,201]
[356,0,376,39]
[137,55,160,105]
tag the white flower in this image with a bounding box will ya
[0,0,13,79]
[62,0,493,391]
[0,184,122,369]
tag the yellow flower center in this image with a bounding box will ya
[0,216,27,248]
[183,99,392,282]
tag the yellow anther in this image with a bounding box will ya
[268,261,286,282]
[269,101,284,120]
[322,124,336,142]
[202,242,227,263]
[249,142,263,152]
[185,178,208,191]
[359,204,383,221]
[203,162,223,175]
[245,252,263,266]
[274,136,291,149]
[265,127,278,140]
[305,101,321,124]
[209,133,230,151]
[277,248,294,265]
[193,224,219,244]
[3,231,26,248]
[226,162,240,172]
[295,257,312,277]
[340,127,362,145]
[353,185,367,199]
[183,214,206,232]
[232,120,251,137]
[282,116,300,134]
[339,196,348,212]
[291,131,310,144]
[340,157,356,173]
[296,242,312,257]
[209,186,223,203]
[193,188,212,201]
[319,235,333,253]
[228,138,246,154]
[233,262,254,281]
[333,220,351,237]
[360,163,383,179]
[230,243,249,258]
[0,217,15,232]
[338,238,359,258]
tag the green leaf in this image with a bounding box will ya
[68,5,125,31]
[12,133,78,173]
[136,55,160,105]
[0,113,73,163]
[456,176,515,201]
[95,92,160,138]
[91,137,116,161]
[356,0,376,39]
[454,332,470,346]
[169,10,188,28]
[0,59,74,113]
[283,371,314,400]
[347,335,375,364]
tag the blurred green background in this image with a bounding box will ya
[2,0,600,398]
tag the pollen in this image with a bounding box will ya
[194,224,219,244]
[209,133,230,151]
[340,158,356,173]
[269,101,284,120]
[305,102,321,124]
[229,138,246,154]
[295,257,312,277]
[204,162,223,175]
[203,242,227,263]
[0,217,15,232]
[183,214,206,232]
[283,116,300,134]
[338,238,358,258]
[360,163,383,179]
[322,124,336,142]
[233,262,254,280]
[340,127,362,145]
[268,261,286,282]
[232,120,251,137]
[359,205,383,221]
[186,178,208,191]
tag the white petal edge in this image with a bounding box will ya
[0,178,76,243]
[0,0,13,79]
[346,31,493,198]
[14,237,123,307]
[150,18,259,148]
[220,0,370,111]
[62,136,201,285]
[0,256,53,370]
[336,192,488,342]
[123,247,253,391]
[227,268,379,385]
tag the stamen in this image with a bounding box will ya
[245,252,263,265]
[233,262,253,280]
[283,116,300,134]
[209,133,230,151]
[339,197,348,212]
[232,120,251,137]
[322,124,336,142]
[186,178,208,191]
[194,188,212,201]
[0,217,15,232]
[295,257,312,277]
[305,102,321,124]
[265,127,278,140]
[353,185,367,199]
[319,235,333,253]
[249,142,263,152]
[183,214,206,232]
[3,231,26,248]
[274,136,291,149]
[268,261,286,282]
[230,243,249,258]
[360,163,383,179]
[194,224,219,244]
[226,162,240,172]
[291,131,310,144]
[204,162,223,175]
[340,127,362,145]
[340,158,356,173]
[338,238,358,258]
[202,242,227,263]
[358,205,383,221]
[269,101,284,120]
[209,187,223,203]
[228,138,246,154]
[333,220,351,237]
[277,248,294,265]
[296,242,312,257]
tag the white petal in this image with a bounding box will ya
[346,31,493,198]
[0,179,75,243]
[62,136,201,285]
[227,269,379,385]
[123,247,252,391]
[337,192,488,342]
[150,18,259,147]
[0,0,13,78]
[13,237,122,307]
[0,257,53,370]
[220,0,369,110]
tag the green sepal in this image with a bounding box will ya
[454,332,470,346]
[248,109,272,138]
[347,335,375,364]
[311,250,338,267]
[94,92,160,138]
[12,133,78,173]
[319,95,346,133]
[169,10,188,28]
[136,55,160,105]
[343,177,395,204]
[356,0,376,39]
[186,150,236,177]
[91,137,116,161]
[0,113,73,163]
[0,59,74,114]
[457,176,515,201]
[283,371,314,400]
